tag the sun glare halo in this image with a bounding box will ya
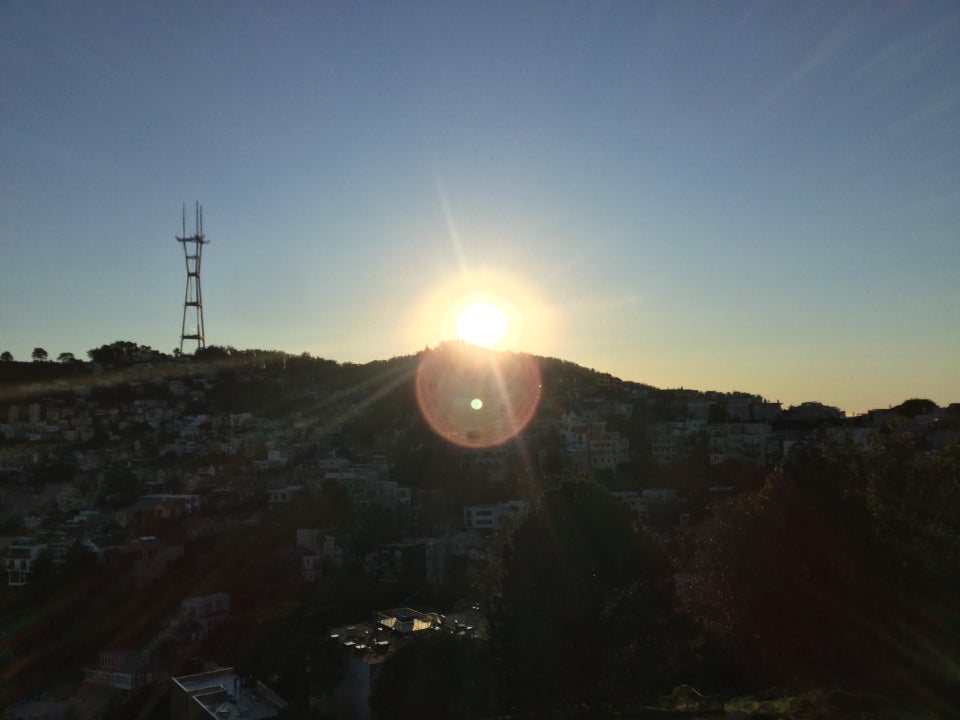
[456,301,508,348]
[409,268,552,353]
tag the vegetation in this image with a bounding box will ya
[1,341,956,718]
[370,633,501,720]
[681,437,960,713]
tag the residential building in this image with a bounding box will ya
[83,650,166,691]
[5,538,47,586]
[141,494,201,520]
[463,500,528,530]
[4,535,74,586]
[707,423,772,466]
[268,485,303,509]
[299,545,323,581]
[180,592,230,630]
[424,532,472,586]
[612,491,648,520]
[459,447,507,482]
[170,667,287,720]
[641,488,678,505]
[322,468,410,508]
[587,423,630,469]
[364,540,425,585]
[376,607,440,634]
[103,536,184,589]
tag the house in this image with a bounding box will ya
[295,527,326,553]
[376,607,439,634]
[322,533,349,568]
[268,485,303,509]
[612,491,648,520]
[707,423,772,466]
[4,538,43,585]
[463,500,527,530]
[641,488,677,505]
[459,447,508,482]
[180,592,230,630]
[650,420,707,464]
[141,494,201,520]
[364,540,425,585]
[4,535,74,586]
[104,536,184,589]
[424,532,472,586]
[296,527,343,580]
[299,545,324,581]
[82,650,166,691]
[322,466,410,508]
[586,423,630,470]
[170,667,287,720]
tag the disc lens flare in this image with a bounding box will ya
[415,344,541,449]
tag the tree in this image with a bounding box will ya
[194,345,231,361]
[0,351,12,362]
[350,503,401,558]
[87,340,148,365]
[98,468,141,509]
[56,352,75,364]
[890,398,938,418]
[273,483,356,531]
[370,633,501,720]
[680,445,960,695]
[491,481,678,706]
[31,347,48,362]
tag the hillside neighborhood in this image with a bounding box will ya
[1,343,958,719]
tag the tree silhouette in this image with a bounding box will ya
[31,347,48,362]
[491,480,678,706]
[683,437,960,697]
[0,351,12,362]
[57,351,75,363]
[370,633,501,720]
[87,340,150,365]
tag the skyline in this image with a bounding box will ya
[1,1,958,415]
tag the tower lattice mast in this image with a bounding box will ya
[176,202,209,354]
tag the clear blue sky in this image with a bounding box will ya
[2,1,958,414]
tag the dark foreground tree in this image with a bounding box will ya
[370,633,500,720]
[31,347,48,362]
[683,439,960,712]
[490,481,684,709]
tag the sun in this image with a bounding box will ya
[455,301,509,348]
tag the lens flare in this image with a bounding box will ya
[415,344,541,449]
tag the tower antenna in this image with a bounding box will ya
[176,202,210,354]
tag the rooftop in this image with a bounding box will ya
[172,668,287,720]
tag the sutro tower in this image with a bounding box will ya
[176,202,209,354]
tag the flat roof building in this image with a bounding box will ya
[170,667,287,720]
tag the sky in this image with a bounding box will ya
[1,1,958,415]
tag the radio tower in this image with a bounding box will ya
[176,202,209,354]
